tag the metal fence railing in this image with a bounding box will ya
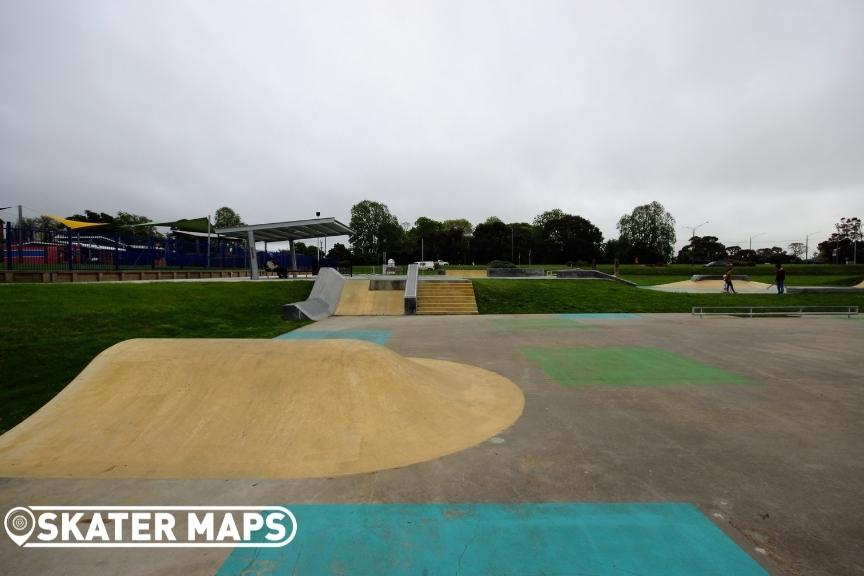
[692,306,859,318]
[0,223,346,274]
[1,223,251,271]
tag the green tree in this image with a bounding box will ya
[603,238,630,262]
[348,200,402,262]
[676,236,726,264]
[617,201,676,264]
[407,217,444,261]
[441,219,473,235]
[532,209,566,228]
[542,215,603,263]
[755,247,789,264]
[292,241,318,257]
[63,210,159,238]
[326,242,352,262]
[471,220,510,263]
[509,222,539,265]
[22,215,61,231]
[818,217,861,263]
[67,210,115,224]
[735,249,757,263]
[114,211,157,238]
[214,207,243,228]
[788,242,806,261]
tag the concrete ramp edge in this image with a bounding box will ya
[283,267,345,321]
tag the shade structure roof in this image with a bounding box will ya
[215,217,353,243]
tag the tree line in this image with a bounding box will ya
[347,200,862,266]
[348,200,677,265]
[5,204,859,265]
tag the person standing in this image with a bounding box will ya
[775,263,786,294]
[723,267,736,294]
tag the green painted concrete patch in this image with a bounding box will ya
[523,346,751,387]
[491,317,593,331]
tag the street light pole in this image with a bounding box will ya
[805,231,819,264]
[685,221,709,263]
[511,225,514,262]
[749,232,766,252]
[687,221,709,241]
[315,211,320,264]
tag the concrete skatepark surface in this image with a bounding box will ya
[1,314,862,575]
[0,339,523,479]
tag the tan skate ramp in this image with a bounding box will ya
[0,339,523,479]
[647,279,772,293]
[335,279,404,315]
[445,269,486,278]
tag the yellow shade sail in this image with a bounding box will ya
[46,215,109,230]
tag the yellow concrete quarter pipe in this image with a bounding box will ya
[335,279,404,315]
[0,339,524,479]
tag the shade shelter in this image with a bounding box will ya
[215,217,353,279]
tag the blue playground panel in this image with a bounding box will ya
[275,330,392,346]
[217,503,767,576]
[559,313,642,320]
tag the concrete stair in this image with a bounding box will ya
[417,280,479,315]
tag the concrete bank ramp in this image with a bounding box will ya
[0,339,524,479]
[647,279,772,293]
[282,267,344,321]
[335,279,404,316]
[445,269,487,278]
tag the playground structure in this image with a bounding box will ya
[0,217,349,281]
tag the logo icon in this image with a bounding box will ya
[4,507,35,547]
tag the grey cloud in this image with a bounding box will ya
[1,0,862,251]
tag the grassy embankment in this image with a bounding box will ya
[473,278,864,314]
[0,281,312,432]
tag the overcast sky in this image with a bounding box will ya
[1,0,862,251]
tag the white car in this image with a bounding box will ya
[415,260,448,270]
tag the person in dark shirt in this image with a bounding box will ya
[775,263,786,294]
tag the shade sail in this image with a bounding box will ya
[46,215,109,230]
[215,217,353,242]
[125,217,211,234]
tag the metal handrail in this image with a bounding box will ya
[404,263,419,315]
[692,306,858,318]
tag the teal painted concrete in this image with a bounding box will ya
[275,330,391,345]
[217,503,768,576]
[559,313,641,319]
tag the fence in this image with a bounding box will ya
[692,306,859,318]
[1,223,343,274]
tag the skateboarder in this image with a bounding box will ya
[774,263,786,294]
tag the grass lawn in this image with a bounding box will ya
[0,281,312,433]
[473,279,864,314]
